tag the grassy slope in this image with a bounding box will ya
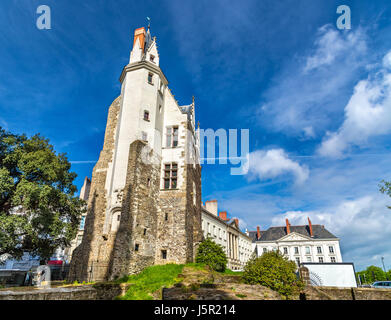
[118,263,185,300]
[117,263,242,300]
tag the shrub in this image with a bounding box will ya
[195,238,227,272]
[242,251,303,298]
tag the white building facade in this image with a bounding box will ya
[248,218,343,266]
[201,200,252,270]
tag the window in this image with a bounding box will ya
[329,246,334,254]
[79,216,86,230]
[147,178,151,187]
[143,228,147,236]
[166,126,179,147]
[305,246,311,255]
[159,105,162,113]
[161,250,167,260]
[163,163,177,189]
[165,213,168,221]
[263,248,267,253]
[294,247,299,254]
[117,214,121,221]
[148,73,153,84]
[295,257,300,265]
[283,247,288,255]
[143,110,150,121]
[135,244,139,251]
[330,257,336,263]
[141,131,148,141]
[150,54,155,63]
[317,246,322,254]
[318,257,324,263]
[306,257,312,262]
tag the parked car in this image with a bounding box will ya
[371,281,391,289]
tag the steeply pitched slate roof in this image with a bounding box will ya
[248,231,258,242]
[250,225,337,242]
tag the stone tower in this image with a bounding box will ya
[68,26,202,282]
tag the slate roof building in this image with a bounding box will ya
[247,218,342,265]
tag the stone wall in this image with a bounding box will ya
[302,286,391,300]
[68,97,121,282]
[108,141,161,279]
[68,95,203,282]
[0,283,131,300]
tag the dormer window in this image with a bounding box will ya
[143,110,150,121]
[150,55,155,63]
[148,72,153,84]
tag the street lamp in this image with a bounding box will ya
[381,257,386,272]
[381,257,387,280]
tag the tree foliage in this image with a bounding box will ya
[195,237,227,272]
[379,180,391,209]
[242,251,304,298]
[0,127,85,262]
[356,265,390,284]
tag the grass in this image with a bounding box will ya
[118,263,186,300]
[222,269,244,276]
[117,263,243,300]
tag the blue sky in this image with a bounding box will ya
[1,0,391,270]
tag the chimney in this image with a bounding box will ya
[234,218,239,228]
[133,27,146,52]
[218,211,228,221]
[308,217,313,237]
[205,200,218,216]
[256,226,261,240]
[286,219,291,234]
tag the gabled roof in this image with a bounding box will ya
[250,225,337,242]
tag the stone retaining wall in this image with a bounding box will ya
[302,286,391,300]
[0,282,131,300]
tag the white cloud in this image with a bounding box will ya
[319,50,391,158]
[383,51,391,69]
[247,148,309,184]
[0,118,8,130]
[303,126,316,139]
[304,25,366,72]
[258,25,369,137]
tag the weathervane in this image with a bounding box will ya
[146,17,151,29]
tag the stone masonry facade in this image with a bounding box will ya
[68,27,202,282]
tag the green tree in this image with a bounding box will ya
[195,237,227,272]
[379,180,391,209]
[356,265,387,284]
[242,251,304,298]
[0,127,85,263]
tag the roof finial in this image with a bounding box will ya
[146,17,151,30]
[197,121,200,129]
[192,95,195,105]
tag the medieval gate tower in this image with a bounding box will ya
[68,26,202,282]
